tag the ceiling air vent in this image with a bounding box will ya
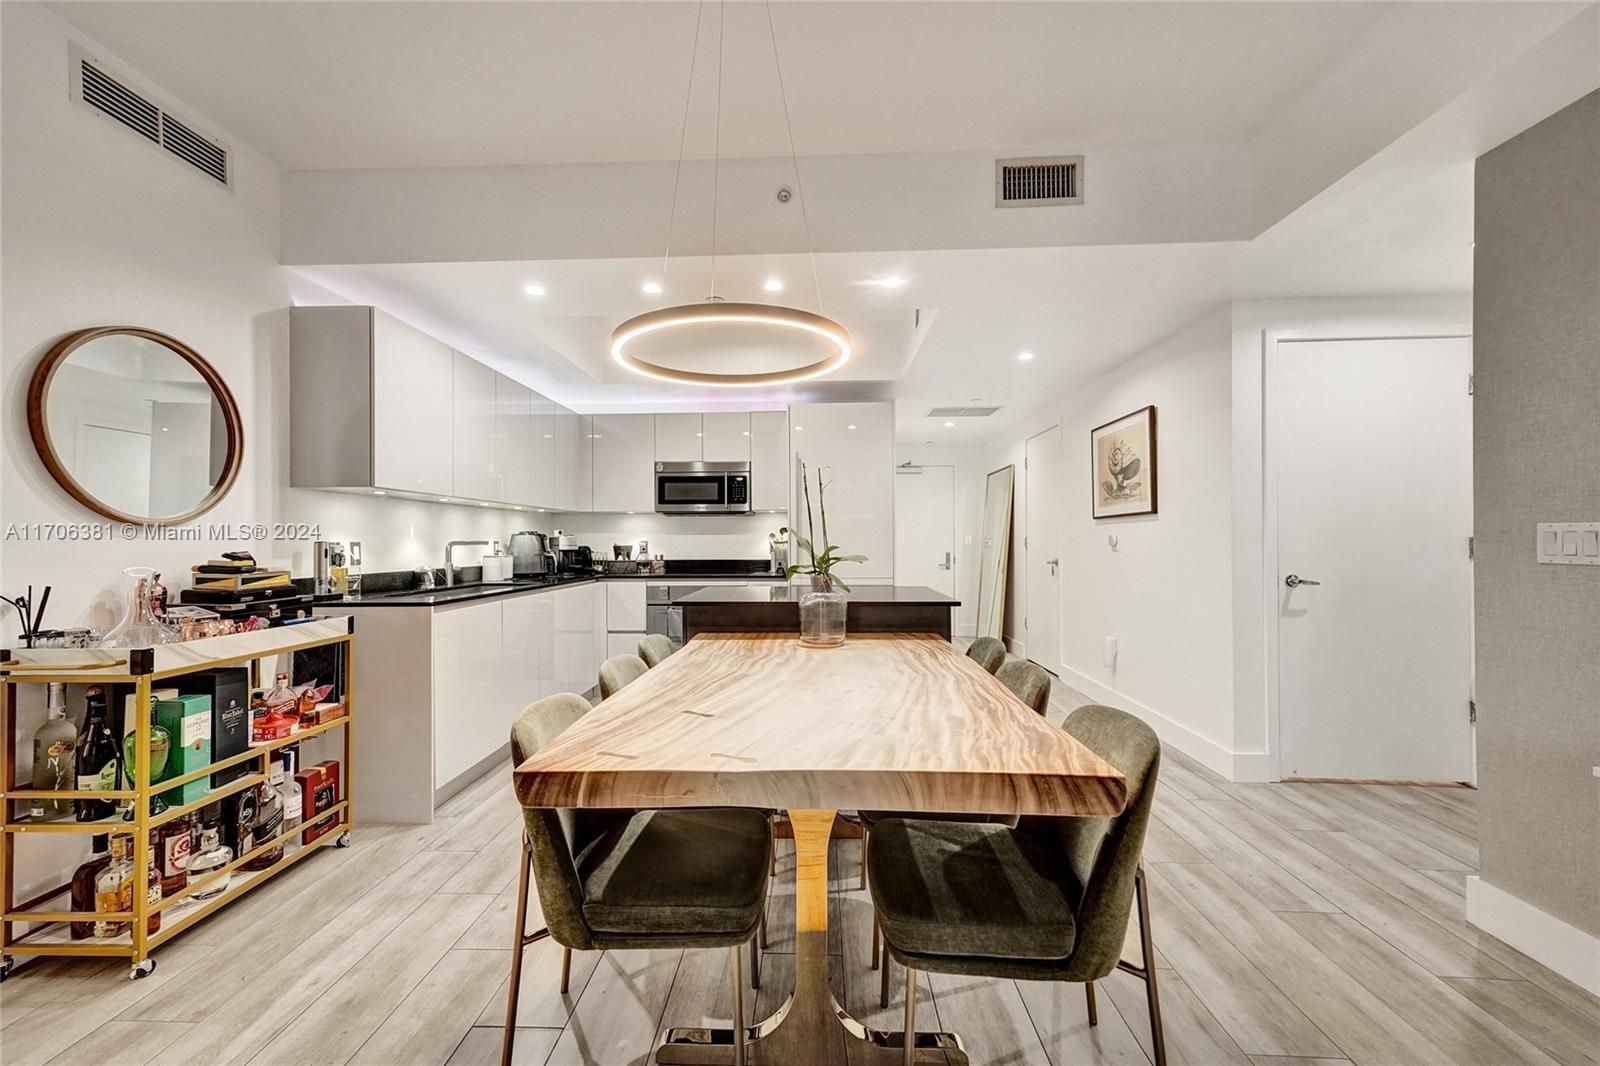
[927,406,1001,419]
[995,155,1082,207]
[71,49,231,188]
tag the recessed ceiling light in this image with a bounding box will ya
[642,281,664,295]
[872,276,907,289]
[542,433,553,439]
[479,502,490,508]
[794,426,803,432]
[944,421,955,428]
[763,279,784,292]
[1017,351,1034,362]
[438,497,451,503]
[372,490,386,496]
[523,283,546,297]
[847,424,856,430]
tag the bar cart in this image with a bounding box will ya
[0,615,354,981]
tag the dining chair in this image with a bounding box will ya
[868,704,1165,1066]
[637,633,675,668]
[965,635,1007,673]
[857,657,1052,900]
[503,693,772,1066]
[598,653,648,698]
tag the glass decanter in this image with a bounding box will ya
[100,567,177,649]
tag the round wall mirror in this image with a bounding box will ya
[27,327,243,525]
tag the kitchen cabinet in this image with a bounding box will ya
[554,583,598,694]
[453,351,499,502]
[788,402,894,583]
[750,410,789,512]
[702,411,751,462]
[591,413,655,512]
[607,632,645,660]
[432,598,505,790]
[574,414,594,511]
[529,389,556,509]
[496,373,533,505]
[606,580,648,633]
[654,412,703,462]
[549,404,580,512]
[290,306,455,497]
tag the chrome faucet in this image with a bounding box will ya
[443,540,490,586]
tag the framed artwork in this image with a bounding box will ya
[1091,405,1157,518]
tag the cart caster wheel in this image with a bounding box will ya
[336,831,352,848]
[129,959,156,980]
[0,956,15,982]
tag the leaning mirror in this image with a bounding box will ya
[27,327,243,525]
[975,465,1015,640]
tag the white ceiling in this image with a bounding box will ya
[52,1,1394,170]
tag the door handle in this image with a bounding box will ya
[1046,557,1059,576]
[1284,574,1321,588]
[937,552,952,570]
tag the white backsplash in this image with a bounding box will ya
[548,512,788,561]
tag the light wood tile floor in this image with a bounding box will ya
[4,684,1597,1066]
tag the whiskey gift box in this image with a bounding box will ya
[295,760,341,845]
[177,668,251,787]
[156,694,212,805]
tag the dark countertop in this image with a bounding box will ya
[676,584,960,606]
[317,561,784,608]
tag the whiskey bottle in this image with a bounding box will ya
[75,686,121,822]
[189,827,232,900]
[30,682,77,819]
[70,835,112,939]
[143,841,163,934]
[93,835,133,938]
[240,779,285,871]
[155,814,194,897]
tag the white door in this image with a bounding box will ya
[1278,336,1473,781]
[1025,426,1063,675]
[894,466,955,596]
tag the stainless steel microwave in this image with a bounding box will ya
[655,462,751,514]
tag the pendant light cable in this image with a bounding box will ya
[709,1,726,300]
[660,2,706,291]
[764,0,823,316]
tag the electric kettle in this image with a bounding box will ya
[509,531,552,576]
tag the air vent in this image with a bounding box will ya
[995,155,1082,207]
[927,406,1001,419]
[72,50,230,188]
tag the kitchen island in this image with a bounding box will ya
[677,584,960,641]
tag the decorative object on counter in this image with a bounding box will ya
[3,583,56,649]
[346,541,363,597]
[148,574,169,618]
[102,567,178,649]
[30,682,78,819]
[313,541,349,595]
[787,462,864,647]
[975,465,1015,641]
[1091,404,1158,518]
[27,326,243,525]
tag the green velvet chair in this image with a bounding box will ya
[965,635,1007,674]
[867,704,1165,1065]
[637,633,675,668]
[857,658,1052,896]
[503,693,772,1066]
[598,653,648,698]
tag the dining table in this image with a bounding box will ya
[513,631,1128,1065]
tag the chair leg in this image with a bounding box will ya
[860,825,869,890]
[501,838,533,1066]
[749,929,761,990]
[1085,981,1098,1026]
[558,947,571,995]
[1135,863,1168,1066]
[759,910,768,950]
[880,938,892,1008]
[871,912,881,971]
[902,965,917,1066]
[730,944,747,1066]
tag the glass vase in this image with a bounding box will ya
[799,586,847,648]
[101,568,177,649]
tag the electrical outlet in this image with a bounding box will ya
[963,534,973,547]
[1103,635,1118,667]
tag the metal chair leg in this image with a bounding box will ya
[749,930,761,989]
[759,910,768,950]
[559,947,571,995]
[880,938,892,1007]
[1135,863,1167,1066]
[730,944,747,1066]
[902,965,917,1066]
[1085,981,1098,1026]
[871,912,881,971]
[502,837,541,1066]
[860,825,869,890]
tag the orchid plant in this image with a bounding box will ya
[786,460,866,591]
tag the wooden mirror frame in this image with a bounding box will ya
[26,326,244,526]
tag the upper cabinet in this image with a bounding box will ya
[749,410,788,511]
[591,413,655,512]
[702,411,751,462]
[788,402,894,582]
[290,306,455,497]
[529,390,555,509]
[573,414,594,511]
[549,405,580,513]
[654,413,703,462]
[495,373,533,506]
[452,352,499,503]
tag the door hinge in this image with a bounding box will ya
[1024,535,1029,549]
[1467,373,1475,396]
[1468,699,1477,725]
[1467,535,1474,559]
[1024,457,1029,469]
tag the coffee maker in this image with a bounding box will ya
[556,545,594,573]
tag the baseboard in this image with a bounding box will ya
[1466,876,1600,996]
[1054,665,1267,782]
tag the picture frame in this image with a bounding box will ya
[1090,405,1157,518]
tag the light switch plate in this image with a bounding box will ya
[1535,522,1600,565]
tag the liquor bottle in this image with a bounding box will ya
[240,779,285,871]
[70,835,112,939]
[93,835,133,938]
[143,839,163,935]
[189,827,232,900]
[277,751,303,849]
[264,672,298,723]
[75,686,122,821]
[155,814,194,897]
[30,682,77,819]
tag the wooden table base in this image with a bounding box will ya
[656,810,968,1066]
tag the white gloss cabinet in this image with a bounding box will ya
[495,373,533,505]
[529,390,556,509]
[431,599,505,791]
[452,352,499,502]
[606,581,648,633]
[750,410,789,511]
[574,415,594,512]
[549,405,580,512]
[788,402,894,582]
[702,411,751,462]
[591,413,656,512]
[655,412,703,462]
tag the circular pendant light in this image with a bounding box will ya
[614,2,844,388]
[611,302,850,387]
